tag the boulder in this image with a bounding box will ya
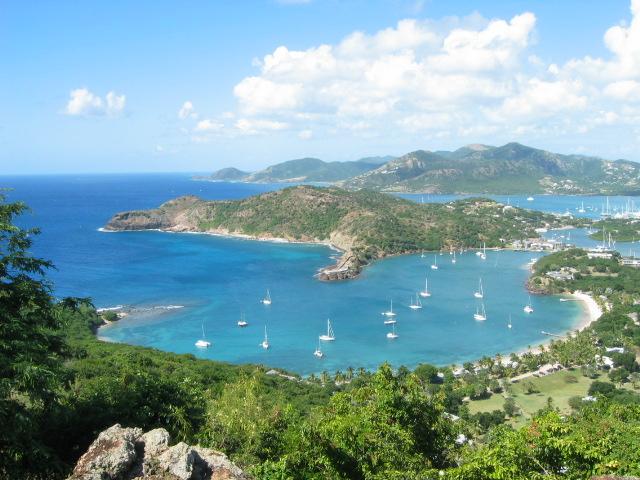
[68,424,247,480]
[70,424,142,479]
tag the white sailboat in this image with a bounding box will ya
[508,314,512,329]
[473,302,487,321]
[474,278,484,299]
[386,323,398,339]
[578,201,586,214]
[420,250,425,258]
[313,339,324,358]
[382,299,397,317]
[527,196,534,202]
[480,243,487,260]
[237,312,248,327]
[431,255,438,270]
[419,277,431,298]
[261,325,270,349]
[261,289,272,305]
[409,294,422,310]
[524,296,534,314]
[319,319,336,341]
[195,323,211,348]
[451,251,457,264]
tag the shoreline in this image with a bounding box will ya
[515,290,602,356]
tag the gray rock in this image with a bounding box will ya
[193,446,248,480]
[140,428,170,457]
[69,424,248,480]
[156,442,196,480]
[70,424,142,479]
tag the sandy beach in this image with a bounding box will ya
[571,291,603,331]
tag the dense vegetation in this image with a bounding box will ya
[4,195,640,479]
[590,218,640,242]
[341,142,640,194]
[105,185,577,279]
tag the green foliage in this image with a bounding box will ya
[590,218,640,242]
[446,401,640,479]
[0,194,68,477]
[199,374,298,467]
[261,364,456,479]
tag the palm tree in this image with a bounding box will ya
[346,366,354,381]
[320,370,330,385]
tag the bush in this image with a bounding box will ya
[503,397,518,417]
[101,311,119,322]
[564,374,578,384]
[588,381,616,396]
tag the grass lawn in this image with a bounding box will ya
[509,369,593,418]
[467,369,596,425]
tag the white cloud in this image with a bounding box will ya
[64,88,126,117]
[235,118,289,134]
[184,1,640,158]
[178,101,198,119]
[195,119,224,132]
[233,77,302,114]
[604,80,640,101]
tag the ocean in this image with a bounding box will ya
[3,173,633,375]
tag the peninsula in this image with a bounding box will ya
[104,186,577,280]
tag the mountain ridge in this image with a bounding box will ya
[340,142,640,194]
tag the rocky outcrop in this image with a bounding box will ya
[68,424,248,480]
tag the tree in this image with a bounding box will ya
[267,363,456,478]
[0,195,68,476]
[503,397,518,417]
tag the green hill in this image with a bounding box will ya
[243,157,386,183]
[341,142,640,194]
[105,186,574,280]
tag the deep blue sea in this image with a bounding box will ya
[2,173,636,374]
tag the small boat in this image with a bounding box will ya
[409,294,422,310]
[195,322,211,348]
[313,339,324,358]
[578,201,586,214]
[524,296,534,314]
[261,289,272,305]
[474,278,484,299]
[527,196,534,202]
[382,299,397,317]
[420,250,425,258]
[319,318,336,341]
[473,302,487,321]
[507,314,512,329]
[386,323,398,339]
[237,312,248,327]
[451,251,457,264]
[261,325,270,349]
[431,255,438,270]
[419,277,431,298]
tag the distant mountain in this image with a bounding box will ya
[341,143,640,195]
[208,167,250,181]
[242,157,388,183]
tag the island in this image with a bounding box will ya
[104,185,580,280]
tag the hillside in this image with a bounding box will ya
[104,186,574,280]
[243,157,386,183]
[341,143,640,194]
[208,167,250,181]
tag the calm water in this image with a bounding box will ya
[2,173,614,374]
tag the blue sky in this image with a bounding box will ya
[1,0,639,174]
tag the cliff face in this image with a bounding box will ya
[68,424,247,480]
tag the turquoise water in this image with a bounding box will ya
[1,174,593,374]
